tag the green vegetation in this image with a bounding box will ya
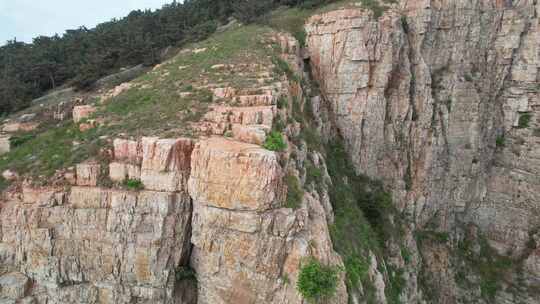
[455,233,515,300]
[9,134,36,148]
[305,160,323,185]
[325,140,403,301]
[273,115,286,133]
[401,247,412,265]
[517,113,532,129]
[0,22,287,182]
[446,98,452,112]
[272,56,300,82]
[264,131,287,151]
[277,95,288,109]
[285,173,304,209]
[404,165,412,191]
[297,259,340,301]
[1,0,340,116]
[266,7,313,46]
[0,122,103,181]
[496,135,505,147]
[415,230,450,244]
[360,0,395,18]
[124,179,144,190]
[101,25,273,138]
[175,266,196,281]
[386,265,406,303]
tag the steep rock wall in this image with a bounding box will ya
[306,1,539,303]
[0,177,193,302]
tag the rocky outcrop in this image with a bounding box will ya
[0,136,195,303]
[72,105,97,123]
[306,1,539,303]
[188,137,347,304]
[0,136,10,155]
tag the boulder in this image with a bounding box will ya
[140,137,194,192]
[76,163,101,186]
[188,137,284,211]
[0,136,10,155]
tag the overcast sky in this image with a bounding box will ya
[0,0,171,45]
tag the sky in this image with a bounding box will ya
[0,0,171,45]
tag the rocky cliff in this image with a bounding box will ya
[305,0,539,303]
[1,1,539,304]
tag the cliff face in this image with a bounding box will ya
[305,0,539,302]
[0,30,348,304]
[1,2,539,304]
[0,139,195,303]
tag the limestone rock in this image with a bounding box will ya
[0,136,10,155]
[0,272,30,300]
[76,162,101,186]
[231,124,268,145]
[72,105,96,123]
[113,138,141,163]
[188,137,284,211]
[2,122,38,133]
[188,138,346,304]
[1,185,192,303]
[140,137,195,192]
[109,162,141,183]
[306,2,540,302]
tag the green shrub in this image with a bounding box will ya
[305,161,323,185]
[124,179,144,190]
[297,259,339,301]
[401,247,412,265]
[9,134,36,147]
[273,116,286,132]
[456,234,515,300]
[285,173,304,209]
[386,265,406,303]
[496,135,505,147]
[277,96,288,109]
[518,113,532,129]
[446,99,452,112]
[343,255,369,288]
[263,131,287,151]
[272,56,300,82]
[415,230,449,244]
[175,266,196,281]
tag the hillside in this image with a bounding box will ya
[0,1,539,304]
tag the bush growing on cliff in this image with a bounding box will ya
[285,173,304,209]
[124,179,144,190]
[263,131,287,151]
[175,266,196,281]
[455,233,515,300]
[518,113,532,129]
[496,135,505,147]
[297,259,339,301]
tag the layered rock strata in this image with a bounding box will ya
[306,1,539,303]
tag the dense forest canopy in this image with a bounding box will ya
[0,0,330,116]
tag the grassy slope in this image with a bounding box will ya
[0,24,276,185]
